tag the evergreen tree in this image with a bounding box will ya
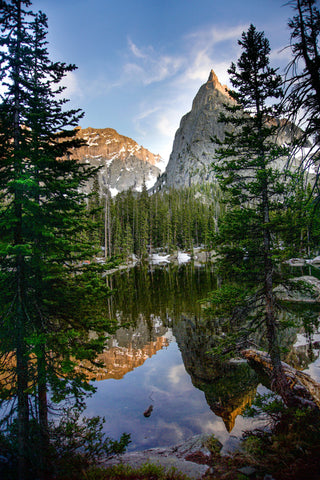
[0,2,115,477]
[210,24,300,406]
[285,0,320,191]
[87,173,104,246]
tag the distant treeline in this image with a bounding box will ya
[89,181,224,259]
[88,175,320,261]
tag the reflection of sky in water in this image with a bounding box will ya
[85,338,264,452]
[84,264,319,452]
[305,354,320,382]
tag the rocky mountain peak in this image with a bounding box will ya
[152,69,301,192]
[152,69,235,191]
[206,69,229,96]
[72,127,162,166]
[70,127,163,196]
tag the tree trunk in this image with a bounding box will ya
[262,194,296,406]
[242,348,320,409]
[16,300,29,480]
[37,348,50,480]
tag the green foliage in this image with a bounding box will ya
[204,435,222,457]
[83,463,191,480]
[51,406,130,465]
[0,407,131,480]
[239,393,320,478]
[244,393,285,420]
[0,2,119,478]
[205,25,314,373]
[101,184,220,259]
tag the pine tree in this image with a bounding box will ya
[211,24,300,406]
[285,0,320,190]
[0,2,115,477]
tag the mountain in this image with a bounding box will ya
[152,69,302,192]
[70,127,163,196]
[152,70,233,191]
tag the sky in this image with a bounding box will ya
[31,0,296,164]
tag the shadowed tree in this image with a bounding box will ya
[0,2,116,478]
[209,24,303,407]
[284,0,320,194]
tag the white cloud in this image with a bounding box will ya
[133,106,161,137]
[270,45,292,65]
[128,38,147,59]
[168,364,189,386]
[122,24,251,159]
[124,38,184,85]
[187,24,247,45]
[60,70,83,98]
[156,112,178,138]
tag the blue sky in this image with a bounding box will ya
[31,0,295,163]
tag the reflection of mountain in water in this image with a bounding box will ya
[92,315,170,380]
[89,264,217,382]
[172,316,259,432]
[89,265,319,431]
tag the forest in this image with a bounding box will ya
[1,0,320,479]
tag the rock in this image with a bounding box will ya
[310,255,320,264]
[284,258,306,266]
[152,70,234,191]
[274,276,320,303]
[143,405,153,417]
[69,127,162,196]
[103,434,213,480]
[152,69,303,193]
[237,465,256,476]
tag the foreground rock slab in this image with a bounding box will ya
[103,434,215,479]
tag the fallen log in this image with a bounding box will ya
[241,348,320,409]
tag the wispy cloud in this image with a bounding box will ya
[186,24,247,45]
[128,38,147,59]
[127,24,248,159]
[124,37,184,85]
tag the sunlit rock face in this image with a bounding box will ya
[94,336,169,380]
[82,315,169,381]
[70,127,162,196]
[153,70,233,191]
[152,69,303,192]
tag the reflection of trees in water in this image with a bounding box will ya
[101,264,319,429]
[280,302,320,370]
[90,264,218,381]
[107,263,217,327]
[172,304,319,432]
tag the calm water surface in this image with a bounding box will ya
[84,262,320,452]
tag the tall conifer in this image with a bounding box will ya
[0,2,114,477]
[211,25,300,406]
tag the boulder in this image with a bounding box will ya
[274,276,320,303]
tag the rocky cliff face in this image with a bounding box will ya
[153,70,234,191]
[70,127,163,196]
[152,69,302,192]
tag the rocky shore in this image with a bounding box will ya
[102,434,216,479]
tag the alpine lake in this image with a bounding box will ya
[84,258,320,453]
